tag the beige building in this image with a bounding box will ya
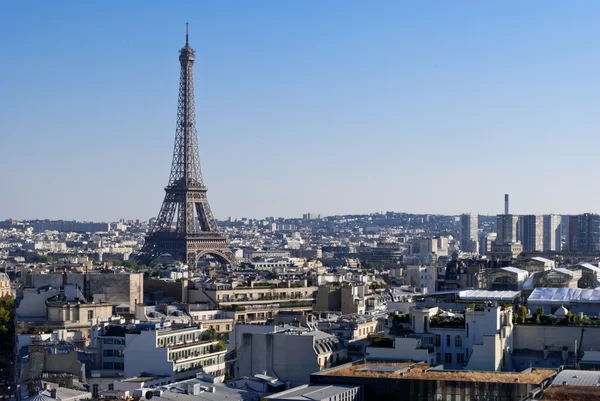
[0,273,11,297]
[314,284,369,315]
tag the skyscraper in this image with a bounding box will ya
[578,213,600,252]
[496,214,519,245]
[567,215,580,251]
[518,215,544,252]
[543,215,562,252]
[459,213,478,253]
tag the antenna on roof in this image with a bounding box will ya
[185,22,189,46]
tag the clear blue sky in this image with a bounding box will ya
[1,1,600,222]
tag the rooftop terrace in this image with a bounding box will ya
[320,361,555,384]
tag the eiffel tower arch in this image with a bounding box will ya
[136,25,235,269]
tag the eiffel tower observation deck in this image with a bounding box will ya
[136,25,235,269]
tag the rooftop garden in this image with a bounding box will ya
[369,336,395,348]
[514,306,600,327]
[430,310,465,328]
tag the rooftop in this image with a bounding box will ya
[529,287,600,304]
[552,370,600,387]
[264,384,359,400]
[319,361,555,384]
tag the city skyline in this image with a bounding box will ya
[2,2,600,221]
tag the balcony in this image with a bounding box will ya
[220,300,314,312]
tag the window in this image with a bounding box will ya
[457,353,464,365]
[444,353,452,364]
[88,310,94,319]
[446,335,451,346]
[103,350,114,357]
[108,384,114,391]
[455,335,462,348]
[104,338,113,345]
[466,323,469,337]
[435,334,441,346]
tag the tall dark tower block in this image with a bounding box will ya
[137,26,235,268]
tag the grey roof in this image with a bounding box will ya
[553,267,576,277]
[553,369,600,386]
[151,382,259,401]
[264,384,360,400]
[528,287,600,304]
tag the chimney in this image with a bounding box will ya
[49,388,57,399]
[504,194,509,215]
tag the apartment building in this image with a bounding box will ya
[189,282,317,323]
[123,323,226,381]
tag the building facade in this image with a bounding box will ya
[460,213,479,253]
[543,214,562,252]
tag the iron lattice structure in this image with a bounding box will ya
[137,28,235,268]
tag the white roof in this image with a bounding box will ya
[553,369,600,386]
[500,266,528,275]
[531,257,553,264]
[579,263,600,274]
[528,287,600,304]
[457,290,520,301]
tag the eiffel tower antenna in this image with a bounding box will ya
[136,27,236,269]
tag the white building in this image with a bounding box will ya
[236,325,347,387]
[543,215,562,252]
[398,305,514,371]
[123,323,225,381]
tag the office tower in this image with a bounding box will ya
[578,213,600,252]
[543,215,562,252]
[459,213,478,253]
[518,215,544,252]
[137,26,235,268]
[567,215,580,251]
[496,214,519,245]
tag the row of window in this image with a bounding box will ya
[434,335,462,348]
[174,355,225,373]
[103,338,125,345]
[102,362,124,370]
[437,351,468,365]
[158,331,202,347]
[169,345,220,362]
[103,349,124,357]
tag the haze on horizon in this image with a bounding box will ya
[1,2,600,222]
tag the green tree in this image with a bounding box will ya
[215,341,226,351]
[517,306,528,320]
[33,254,53,263]
[203,327,217,341]
[567,311,574,324]
[536,307,544,317]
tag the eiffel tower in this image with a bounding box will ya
[137,25,235,268]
